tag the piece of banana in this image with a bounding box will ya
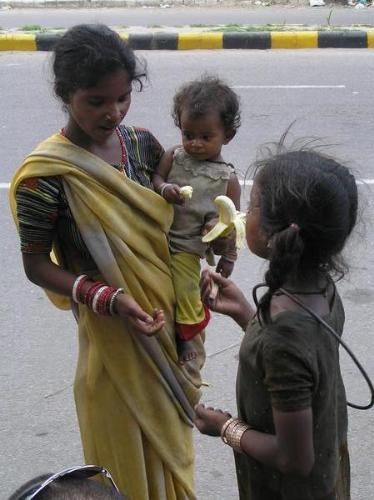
[180,185,193,200]
[202,195,246,249]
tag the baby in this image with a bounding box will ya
[153,75,241,363]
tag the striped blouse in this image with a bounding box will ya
[15,126,164,272]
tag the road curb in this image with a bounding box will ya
[0,31,373,51]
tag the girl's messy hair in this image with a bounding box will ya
[253,139,358,323]
[52,24,147,102]
[172,75,241,134]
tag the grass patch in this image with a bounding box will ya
[19,24,44,32]
[204,24,374,32]
[17,25,66,33]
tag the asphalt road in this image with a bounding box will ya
[1,50,374,499]
[0,6,374,30]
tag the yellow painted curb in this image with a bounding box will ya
[368,32,374,49]
[271,31,318,49]
[178,32,223,50]
[0,34,36,51]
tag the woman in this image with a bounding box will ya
[9,24,204,500]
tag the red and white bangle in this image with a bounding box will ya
[109,288,125,315]
[72,274,88,303]
[85,282,106,309]
[74,279,125,316]
[92,286,108,314]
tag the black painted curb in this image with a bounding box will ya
[318,31,368,49]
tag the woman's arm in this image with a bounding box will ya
[23,253,165,335]
[194,404,314,477]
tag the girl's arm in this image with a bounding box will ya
[22,253,165,335]
[152,146,184,204]
[240,407,314,476]
[194,404,314,477]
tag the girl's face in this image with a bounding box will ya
[180,109,232,162]
[246,180,269,259]
[66,69,132,144]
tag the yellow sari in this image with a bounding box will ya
[9,134,204,500]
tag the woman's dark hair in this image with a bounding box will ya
[253,146,358,323]
[52,24,146,102]
[172,75,241,134]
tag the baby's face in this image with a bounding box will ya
[180,109,230,162]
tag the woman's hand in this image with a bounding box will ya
[200,269,253,329]
[194,403,232,437]
[115,293,165,336]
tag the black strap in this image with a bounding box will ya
[279,287,374,411]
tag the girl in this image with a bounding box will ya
[152,76,241,363]
[196,145,357,500]
[9,24,204,499]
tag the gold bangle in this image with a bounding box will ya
[221,418,241,444]
[220,417,235,442]
[222,418,251,452]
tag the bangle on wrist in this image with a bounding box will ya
[72,274,88,303]
[220,417,235,440]
[109,288,125,315]
[159,182,170,198]
[221,417,251,453]
[221,255,237,263]
[80,281,125,316]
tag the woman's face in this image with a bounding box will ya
[246,180,269,259]
[66,69,132,144]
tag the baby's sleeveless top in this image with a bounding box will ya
[167,147,233,257]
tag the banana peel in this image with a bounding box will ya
[202,195,246,249]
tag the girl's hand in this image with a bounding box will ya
[216,256,235,278]
[200,269,253,329]
[194,403,232,437]
[163,184,185,205]
[115,293,165,336]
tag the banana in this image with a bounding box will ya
[180,185,193,200]
[202,195,247,249]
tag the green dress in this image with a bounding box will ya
[235,286,350,500]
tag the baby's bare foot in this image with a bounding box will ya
[177,338,197,365]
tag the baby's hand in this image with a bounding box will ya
[216,256,235,278]
[162,183,185,205]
